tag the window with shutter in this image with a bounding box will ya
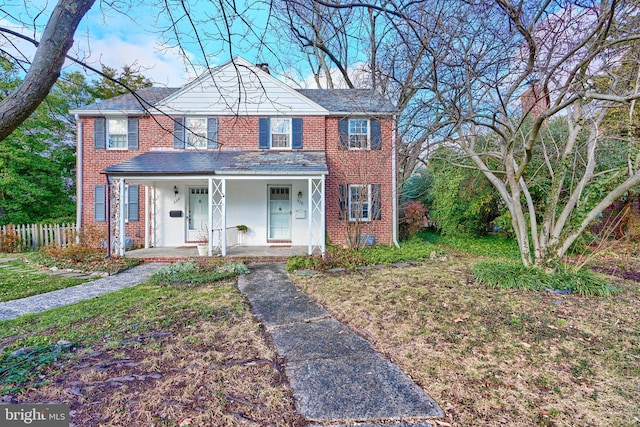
[125,185,139,222]
[348,184,371,222]
[94,185,106,222]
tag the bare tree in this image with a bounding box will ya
[431,0,640,267]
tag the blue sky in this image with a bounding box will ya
[1,0,286,87]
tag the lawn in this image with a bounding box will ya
[291,252,640,426]
[0,258,89,302]
[1,237,638,426]
[0,271,304,426]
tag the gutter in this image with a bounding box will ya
[75,114,82,235]
[392,114,400,248]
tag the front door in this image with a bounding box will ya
[187,187,208,242]
[268,186,291,241]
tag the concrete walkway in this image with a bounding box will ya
[238,263,443,426]
[0,263,165,321]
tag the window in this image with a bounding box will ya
[271,118,291,148]
[349,119,369,149]
[94,185,106,222]
[93,184,138,222]
[124,185,139,222]
[258,118,303,149]
[186,117,207,149]
[349,184,370,222]
[94,117,138,150]
[338,118,381,150]
[107,118,128,149]
[173,117,218,149]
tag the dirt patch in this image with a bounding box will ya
[5,284,306,427]
[292,255,640,426]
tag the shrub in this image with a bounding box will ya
[0,225,23,253]
[400,200,429,238]
[149,260,248,286]
[473,261,618,296]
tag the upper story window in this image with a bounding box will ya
[348,119,369,149]
[338,117,381,150]
[259,117,303,149]
[108,118,128,149]
[271,118,291,148]
[185,117,207,149]
[173,117,218,149]
[94,117,138,150]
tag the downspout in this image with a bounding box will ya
[75,114,82,239]
[106,174,111,257]
[392,114,400,248]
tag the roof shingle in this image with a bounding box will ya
[103,150,328,176]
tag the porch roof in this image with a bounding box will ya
[103,150,328,176]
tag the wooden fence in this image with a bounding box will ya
[0,223,77,251]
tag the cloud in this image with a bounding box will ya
[70,35,192,87]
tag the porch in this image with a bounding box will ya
[103,151,328,258]
[126,245,308,261]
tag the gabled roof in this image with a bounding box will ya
[296,89,396,115]
[72,57,397,116]
[103,150,328,176]
[154,56,328,116]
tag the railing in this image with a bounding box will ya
[0,223,77,251]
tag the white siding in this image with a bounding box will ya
[156,57,327,116]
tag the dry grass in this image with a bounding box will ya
[4,280,305,426]
[292,255,640,426]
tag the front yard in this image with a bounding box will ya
[0,237,638,426]
[292,253,640,426]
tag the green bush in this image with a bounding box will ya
[361,239,442,264]
[420,231,520,259]
[149,260,247,286]
[473,261,617,296]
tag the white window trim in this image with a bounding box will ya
[348,118,370,150]
[124,185,131,222]
[270,117,292,150]
[348,184,371,222]
[185,116,208,150]
[107,117,128,150]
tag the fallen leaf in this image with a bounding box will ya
[179,418,192,427]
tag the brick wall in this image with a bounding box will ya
[79,114,396,248]
[324,117,395,246]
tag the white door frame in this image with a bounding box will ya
[267,184,292,241]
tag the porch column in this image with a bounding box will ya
[144,185,150,249]
[118,178,126,256]
[209,178,226,256]
[308,176,325,255]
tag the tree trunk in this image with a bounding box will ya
[0,0,95,141]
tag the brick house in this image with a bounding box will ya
[72,57,398,256]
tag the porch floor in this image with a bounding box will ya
[126,245,309,261]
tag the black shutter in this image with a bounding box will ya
[370,118,381,150]
[207,117,218,149]
[94,118,106,149]
[259,118,270,149]
[127,117,139,149]
[371,184,382,220]
[338,118,348,149]
[94,185,106,222]
[292,118,303,149]
[338,184,346,220]
[127,185,139,222]
[173,117,185,149]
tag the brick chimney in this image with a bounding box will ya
[256,63,270,74]
[521,81,549,118]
